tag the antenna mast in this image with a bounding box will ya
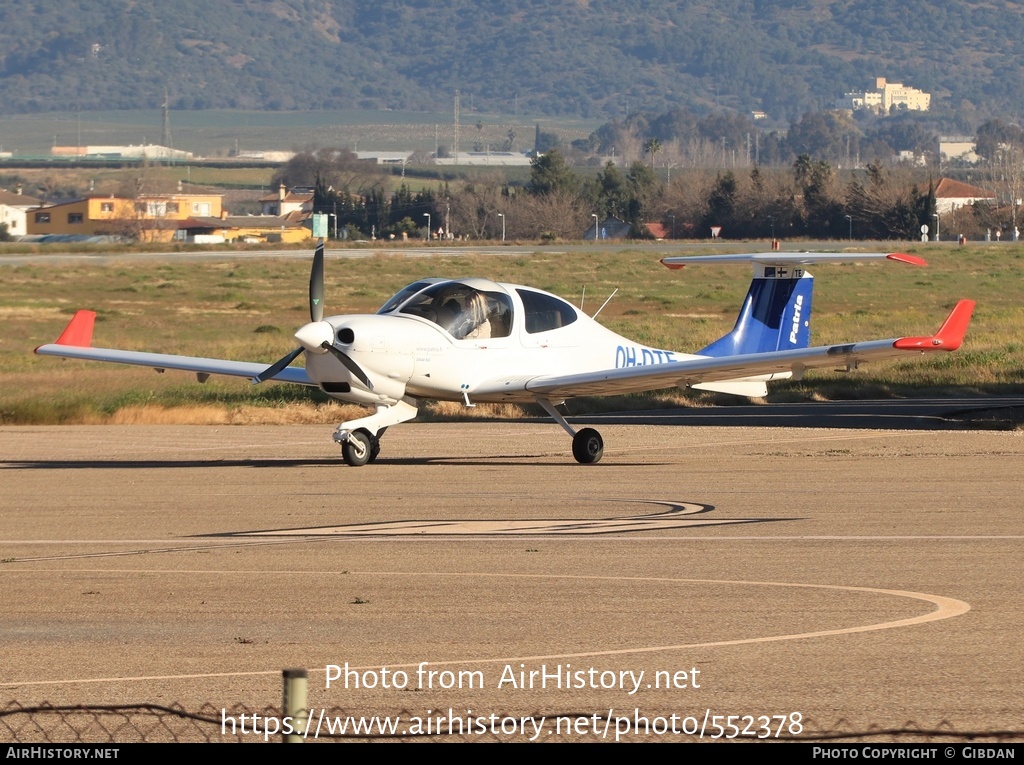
[161,89,171,149]
[453,89,460,163]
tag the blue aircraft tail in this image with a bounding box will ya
[699,265,814,356]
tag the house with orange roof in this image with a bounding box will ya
[934,178,996,213]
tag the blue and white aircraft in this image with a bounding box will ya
[36,244,974,465]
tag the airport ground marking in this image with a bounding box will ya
[2,572,968,689]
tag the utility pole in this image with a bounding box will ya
[161,89,171,150]
[453,90,460,163]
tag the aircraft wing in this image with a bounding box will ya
[34,310,316,386]
[525,300,974,399]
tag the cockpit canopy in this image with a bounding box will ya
[383,279,514,339]
[376,278,447,315]
[378,278,580,339]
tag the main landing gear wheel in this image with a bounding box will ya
[571,427,604,464]
[341,430,377,467]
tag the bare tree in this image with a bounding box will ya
[510,188,590,240]
[987,142,1024,239]
[660,167,719,236]
[450,183,509,239]
[679,137,725,168]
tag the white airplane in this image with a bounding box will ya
[36,242,974,465]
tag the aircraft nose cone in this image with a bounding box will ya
[294,321,335,353]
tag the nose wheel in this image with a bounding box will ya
[339,429,381,466]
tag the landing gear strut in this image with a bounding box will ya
[333,400,418,466]
[537,398,604,464]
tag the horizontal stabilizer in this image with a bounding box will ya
[661,252,927,269]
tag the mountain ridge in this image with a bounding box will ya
[2,1,1021,121]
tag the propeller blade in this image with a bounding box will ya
[321,342,374,390]
[309,238,325,323]
[261,242,371,390]
[253,346,304,384]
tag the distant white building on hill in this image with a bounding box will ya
[836,77,930,113]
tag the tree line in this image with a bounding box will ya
[282,147,1020,242]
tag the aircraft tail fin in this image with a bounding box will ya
[699,265,814,357]
[661,252,926,359]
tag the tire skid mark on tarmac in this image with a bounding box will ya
[2,573,969,689]
[227,500,773,537]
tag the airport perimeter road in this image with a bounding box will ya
[1,423,1021,742]
[0,245,539,266]
[0,239,938,267]
[576,395,1024,431]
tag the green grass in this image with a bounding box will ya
[3,244,1022,424]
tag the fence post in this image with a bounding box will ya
[282,668,309,743]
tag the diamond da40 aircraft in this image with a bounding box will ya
[36,243,974,465]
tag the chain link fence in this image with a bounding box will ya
[2,701,1021,743]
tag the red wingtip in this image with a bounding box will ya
[661,258,685,270]
[886,252,928,267]
[892,300,975,352]
[54,310,96,347]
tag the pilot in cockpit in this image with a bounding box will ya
[460,292,492,339]
[416,285,509,340]
[445,291,491,339]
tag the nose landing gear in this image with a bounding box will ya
[332,399,419,466]
[338,429,381,466]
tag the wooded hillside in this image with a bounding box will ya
[3,0,1023,120]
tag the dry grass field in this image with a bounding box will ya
[3,243,1022,425]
